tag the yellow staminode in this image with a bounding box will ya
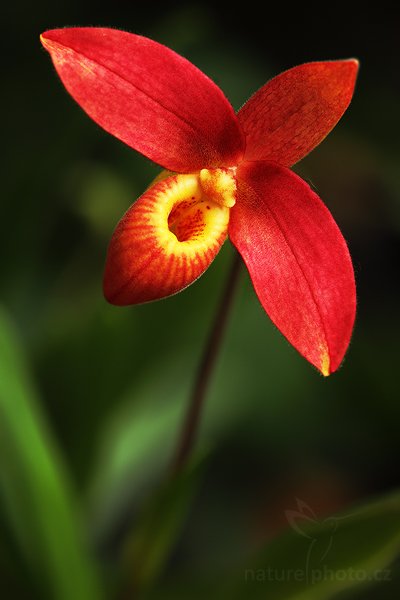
[199,168,237,208]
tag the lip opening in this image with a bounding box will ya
[167,197,216,243]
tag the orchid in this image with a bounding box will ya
[41,27,358,376]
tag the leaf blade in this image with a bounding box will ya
[0,307,103,600]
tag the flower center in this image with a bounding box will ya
[162,168,236,243]
[167,169,232,244]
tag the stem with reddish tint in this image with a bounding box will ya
[171,249,242,475]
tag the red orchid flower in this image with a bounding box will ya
[40,27,358,376]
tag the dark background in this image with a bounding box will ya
[1,2,399,598]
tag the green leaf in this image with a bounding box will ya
[124,455,205,595]
[85,358,191,547]
[84,356,208,596]
[229,490,400,600]
[0,307,103,600]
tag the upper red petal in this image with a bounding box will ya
[238,60,358,166]
[40,28,244,172]
[229,161,356,375]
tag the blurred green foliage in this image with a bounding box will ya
[0,309,103,600]
[1,2,400,598]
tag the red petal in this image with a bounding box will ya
[229,161,356,375]
[40,28,244,172]
[104,174,229,305]
[238,60,358,166]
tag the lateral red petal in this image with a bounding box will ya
[238,60,358,166]
[40,28,244,172]
[229,161,356,375]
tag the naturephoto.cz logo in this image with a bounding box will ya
[244,499,392,586]
[244,565,391,585]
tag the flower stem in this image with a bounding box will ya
[171,249,242,475]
